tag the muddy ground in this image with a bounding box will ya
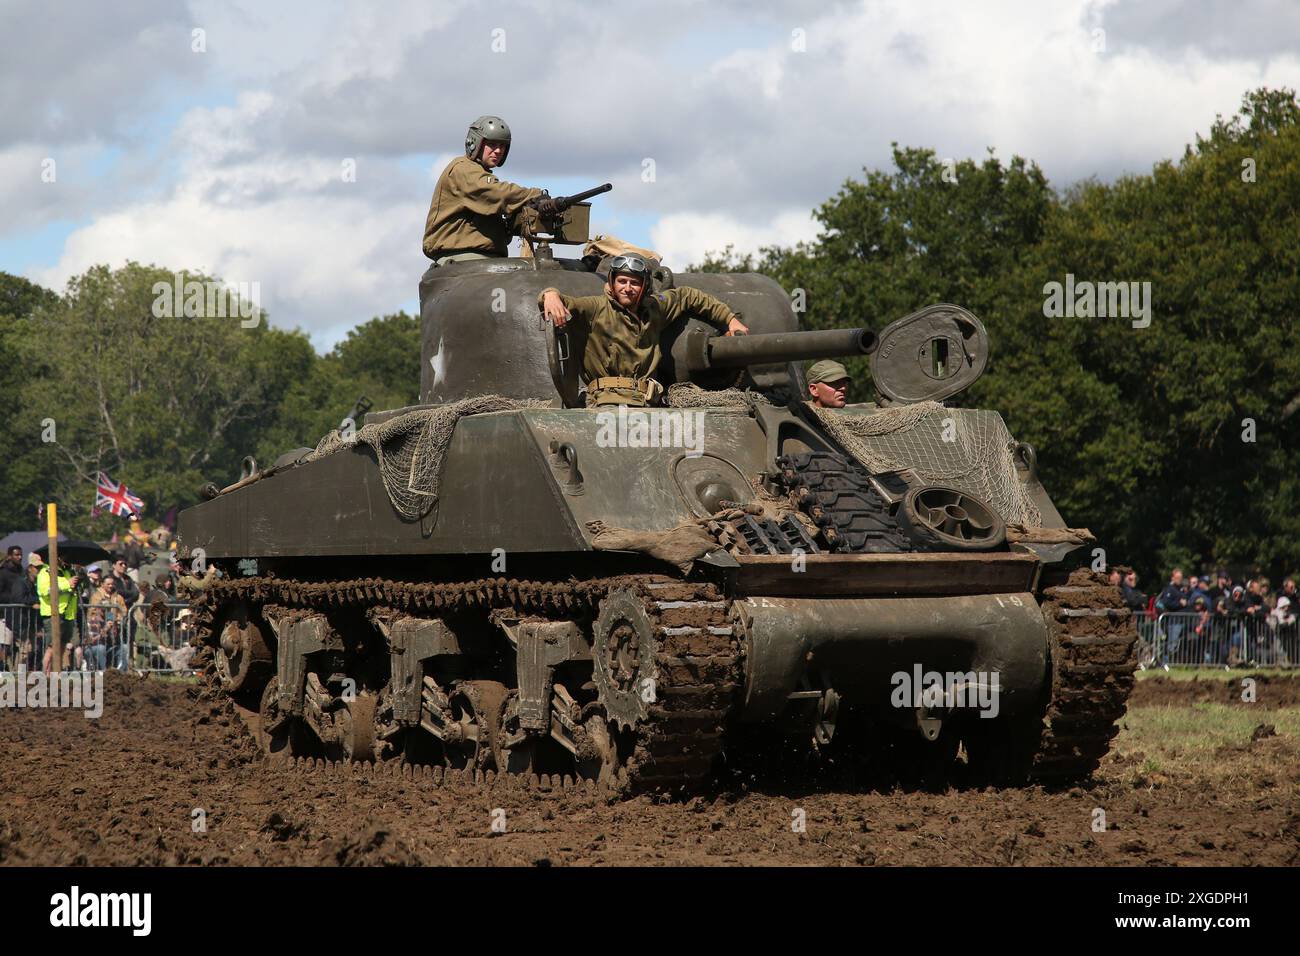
[0,672,1296,866]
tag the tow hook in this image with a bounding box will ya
[916,706,944,741]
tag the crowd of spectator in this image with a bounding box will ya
[1109,566,1297,667]
[0,542,203,674]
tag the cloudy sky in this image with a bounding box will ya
[3,0,1297,348]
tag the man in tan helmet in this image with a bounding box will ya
[805,360,851,409]
[422,115,558,265]
[539,254,749,407]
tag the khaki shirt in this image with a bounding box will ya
[422,157,544,258]
[537,286,736,382]
[177,566,217,598]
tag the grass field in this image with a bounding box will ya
[1116,672,1299,787]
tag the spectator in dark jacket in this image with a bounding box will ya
[1190,594,1213,662]
[19,559,40,669]
[0,546,26,667]
[80,564,104,607]
[1207,571,1231,608]
[1227,585,1250,665]
[0,547,25,603]
[108,556,140,607]
[1156,568,1188,667]
[1120,570,1146,611]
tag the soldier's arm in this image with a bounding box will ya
[452,160,544,216]
[537,288,595,330]
[659,287,748,335]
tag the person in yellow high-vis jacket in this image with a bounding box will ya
[37,559,78,672]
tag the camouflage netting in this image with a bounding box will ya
[307,396,549,521]
[665,383,772,409]
[815,402,1042,527]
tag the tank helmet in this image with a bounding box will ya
[465,115,511,165]
[607,253,652,286]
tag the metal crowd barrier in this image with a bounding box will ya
[1148,610,1296,668]
[0,602,45,672]
[0,601,195,675]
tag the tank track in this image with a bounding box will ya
[1029,570,1138,782]
[190,573,739,794]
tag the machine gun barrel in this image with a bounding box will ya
[688,327,877,371]
[554,182,612,210]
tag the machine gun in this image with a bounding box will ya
[515,182,613,251]
[533,182,612,218]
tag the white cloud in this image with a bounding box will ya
[651,210,821,270]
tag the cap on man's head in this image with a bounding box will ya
[28,553,43,566]
[807,360,851,386]
[87,564,102,575]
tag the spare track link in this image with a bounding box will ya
[1029,570,1138,782]
[190,574,739,795]
[776,451,912,553]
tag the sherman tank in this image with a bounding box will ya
[178,194,1136,793]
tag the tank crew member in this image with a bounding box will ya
[538,253,749,407]
[805,360,851,409]
[422,115,557,264]
[176,563,218,598]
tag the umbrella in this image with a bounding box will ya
[0,531,65,556]
[34,539,114,566]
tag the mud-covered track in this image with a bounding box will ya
[1030,571,1138,782]
[192,573,741,794]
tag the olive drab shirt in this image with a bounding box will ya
[422,157,544,258]
[537,286,736,382]
[176,566,218,598]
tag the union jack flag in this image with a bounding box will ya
[95,472,144,518]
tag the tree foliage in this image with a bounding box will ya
[1,262,418,540]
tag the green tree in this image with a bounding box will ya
[250,311,420,466]
[13,262,316,537]
[2,259,421,542]
[0,272,60,533]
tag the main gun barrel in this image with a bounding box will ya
[687,327,877,371]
